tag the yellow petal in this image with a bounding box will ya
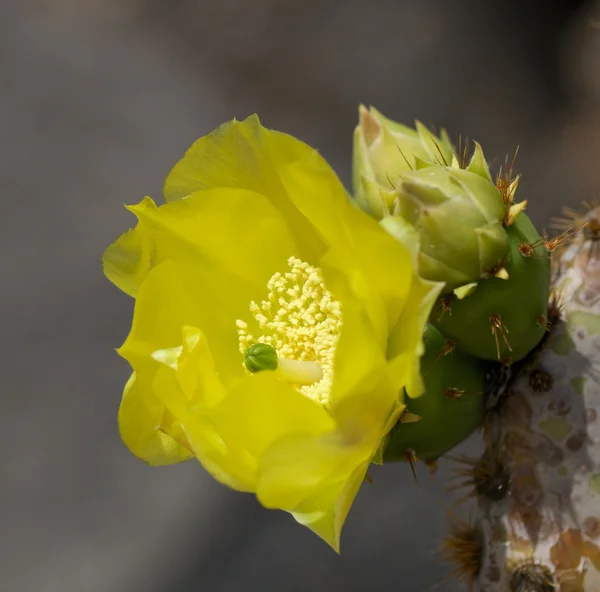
[152,361,257,492]
[256,431,371,510]
[163,115,278,201]
[145,323,260,491]
[210,371,335,462]
[102,196,156,297]
[265,134,353,249]
[118,369,193,466]
[163,115,327,261]
[318,245,404,429]
[292,462,369,552]
[387,272,445,397]
[118,261,201,366]
[339,203,414,330]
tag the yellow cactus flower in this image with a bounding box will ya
[103,115,443,551]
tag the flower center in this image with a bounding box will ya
[236,256,343,406]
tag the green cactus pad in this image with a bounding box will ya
[383,325,492,462]
[431,212,551,363]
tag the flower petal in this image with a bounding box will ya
[163,115,327,261]
[210,371,335,462]
[117,261,201,366]
[291,462,368,552]
[257,431,372,551]
[152,361,257,492]
[102,196,156,297]
[118,369,194,466]
[387,272,445,398]
[319,246,404,430]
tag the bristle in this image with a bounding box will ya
[385,170,396,189]
[547,290,566,324]
[508,561,556,592]
[524,290,565,357]
[437,296,452,321]
[440,515,483,591]
[448,452,509,503]
[456,135,470,169]
[405,449,419,483]
[550,198,600,231]
[424,339,456,376]
[496,147,520,207]
[431,137,450,167]
[545,222,587,252]
[397,146,413,171]
[490,313,512,360]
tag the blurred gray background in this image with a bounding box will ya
[3,0,600,590]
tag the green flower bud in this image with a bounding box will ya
[431,212,551,363]
[383,325,492,462]
[244,343,278,373]
[391,161,509,292]
[353,105,454,220]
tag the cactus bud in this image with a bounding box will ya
[353,105,453,220]
[383,325,493,463]
[391,164,509,292]
[244,343,278,373]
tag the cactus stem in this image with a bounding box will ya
[440,515,483,592]
[489,313,512,359]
